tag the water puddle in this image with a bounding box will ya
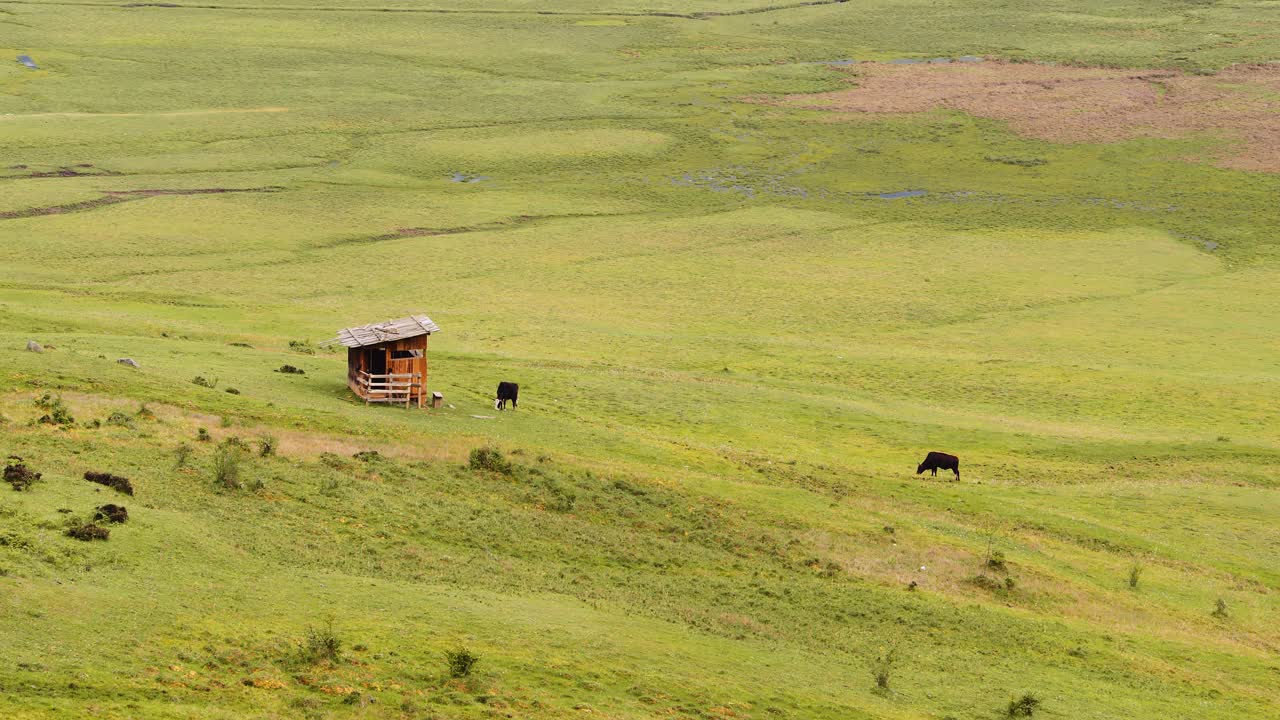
[16,55,38,70]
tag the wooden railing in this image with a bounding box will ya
[349,370,423,408]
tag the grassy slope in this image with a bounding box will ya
[2,2,1279,719]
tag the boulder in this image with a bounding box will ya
[117,358,140,368]
[26,341,42,353]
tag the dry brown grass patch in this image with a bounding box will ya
[777,61,1280,172]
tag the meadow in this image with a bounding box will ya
[2,1,1279,718]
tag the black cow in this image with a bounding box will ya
[916,451,960,480]
[495,381,519,410]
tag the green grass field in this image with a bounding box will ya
[2,1,1279,718]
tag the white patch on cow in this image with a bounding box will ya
[494,398,501,410]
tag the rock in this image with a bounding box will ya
[117,358,140,368]
[26,341,42,353]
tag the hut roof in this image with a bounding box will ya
[331,314,440,348]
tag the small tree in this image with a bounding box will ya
[871,645,897,690]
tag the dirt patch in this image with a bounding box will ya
[66,523,110,542]
[0,187,282,221]
[4,461,41,491]
[777,61,1280,172]
[84,471,134,496]
[13,165,119,179]
[94,504,129,524]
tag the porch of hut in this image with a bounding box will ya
[328,314,439,408]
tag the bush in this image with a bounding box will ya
[1006,693,1041,717]
[969,574,1004,592]
[986,550,1008,573]
[84,471,134,495]
[258,434,278,458]
[298,621,342,665]
[93,504,129,524]
[4,462,41,491]
[174,443,193,468]
[33,393,74,427]
[213,445,244,490]
[445,647,480,678]
[871,646,896,690]
[192,375,218,389]
[196,428,211,442]
[135,403,155,420]
[1128,561,1143,589]
[1211,598,1229,619]
[277,364,306,375]
[469,446,511,475]
[289,340,315,355]
[66,523,110,542]
[104,411,135,429]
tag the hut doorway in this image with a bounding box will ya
[367,348,387,376]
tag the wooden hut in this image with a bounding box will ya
[330,314,439,408]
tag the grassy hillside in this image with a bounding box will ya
[2,1,1278,718]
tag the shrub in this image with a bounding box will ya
[197,428,212,442]
[445,647,480,678]
[93,504,129,524]
[986,550,1008,573]
[33,393,74,426]
[213,445,244,490]
[84,471,134,495]
[469,446,511,475]
[352,450,382,462]
[277,364,306,375]
[258,434,278,458]
[871,646,896,690]
[1006,693,1041,717]
[66,523,110,542]
[104,411,135,429]
[4,462,42,491]
[174,443,193,468]
[1128,561,1143,589]
[298,621,342,665]
[1211,598,1229,619]
[135,403,155,420]
[969,574,1003,592]
[192,375,218,389]
[289,340,315,355]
